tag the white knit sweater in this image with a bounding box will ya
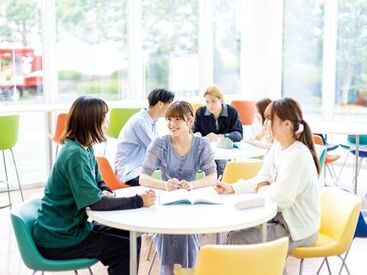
[233,141,320,241]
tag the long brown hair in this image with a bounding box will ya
[270,97,320,175]
[61,96,109,147]
[256,98,272,124]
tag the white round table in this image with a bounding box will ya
[213,142,267,160]
[87,186,277,275]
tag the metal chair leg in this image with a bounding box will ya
[2,151,12,209]
[298,259,304,275]
[88,267,94,275]
[147,251,157,275]
[146,237,154,260]
[325,258,332,275]
[10,148,24,201]
[316,258,326,274]
[74,270,78,275]
[338,248,351,275]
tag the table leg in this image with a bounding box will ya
[130,231,137,275]
[354,135,360,194]
[260,222,267,242]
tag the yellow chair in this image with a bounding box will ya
[174,237,289,275]
[222,159,263,184]
[191,103,204,113]
[290,187,361,275]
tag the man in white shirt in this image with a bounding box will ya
[115,89,175,186]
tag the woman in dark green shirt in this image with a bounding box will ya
[34,96,156,275]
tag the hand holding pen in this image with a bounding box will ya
[165,177,181,191]
[214,175,234,194]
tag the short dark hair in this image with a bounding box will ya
[61,96,108,147]
[147,88,175,107]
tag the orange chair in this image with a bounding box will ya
[96,155,129,190]
[50,113,68,157]
[230,100,256,125]
[313,135,340,181]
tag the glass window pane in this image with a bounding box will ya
[213,0,241,94]
[282,0,324,112]
[0,0,43,105]
[142,0,198,96]
[55,0,128,104]
[335,0,367,120]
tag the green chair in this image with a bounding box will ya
[0,114,23,208]
[11,198,98,274]
[104,107,140,154]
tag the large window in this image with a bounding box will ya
[142,0,198,96]
[55,0,128,103]
[213,0,241,94]
[282,0,324,112]
[335,0,367,116]
[0,0,43,104]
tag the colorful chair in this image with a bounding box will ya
[96,155,129,190]
[313,134,340,181]
[104,108,140,154]
[290,187,361,275]
[11,198,98,274]
[50,113,68,158]
[230,100,256,125]
[0,114,23,207]
[338,135,367,184]
[174,237,289,275]
[222,159,263,184]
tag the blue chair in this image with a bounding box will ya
[11,198,98,274]
[338,135,367,183]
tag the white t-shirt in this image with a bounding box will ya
[233,141,320,241]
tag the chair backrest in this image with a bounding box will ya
[11,198,45,270]
[193,237,288,275]
[347,134,367,145]
[230,100,256,125]
[106,108,140,139]
[11,198,98,271]
[312,136,327,170]
[354,211,367,238]
[318,187,361,255]
[96,155,129,190]
[52,113,68,145]
[0,114,19,150]
[222,160,263,184]
[191,103,204,113]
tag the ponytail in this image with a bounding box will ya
[296,120,321,175]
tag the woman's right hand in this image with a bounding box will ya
[165,178,181,191]
[214,182,234,194]
[140,190,156,207]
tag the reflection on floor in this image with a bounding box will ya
[1,163,367,275]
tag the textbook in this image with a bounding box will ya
[159,188,223,205]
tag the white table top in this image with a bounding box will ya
[310,121,367,136]
[87,186,277,235]
[213,142,267,160]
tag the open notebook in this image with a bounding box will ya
[159,188,223,205]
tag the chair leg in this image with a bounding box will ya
[2,151,12,209]
[338,248,351,275]
[146,237,154,260]
[316,258,326,274]
[325,258,332,275]
[298,259,304,275]
[74,270,78,275]
[88,267,94,275]
[147,251,157,275]
[10,148,24,201]
[337,151,350,182]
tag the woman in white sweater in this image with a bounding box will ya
[215,97,321,251]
